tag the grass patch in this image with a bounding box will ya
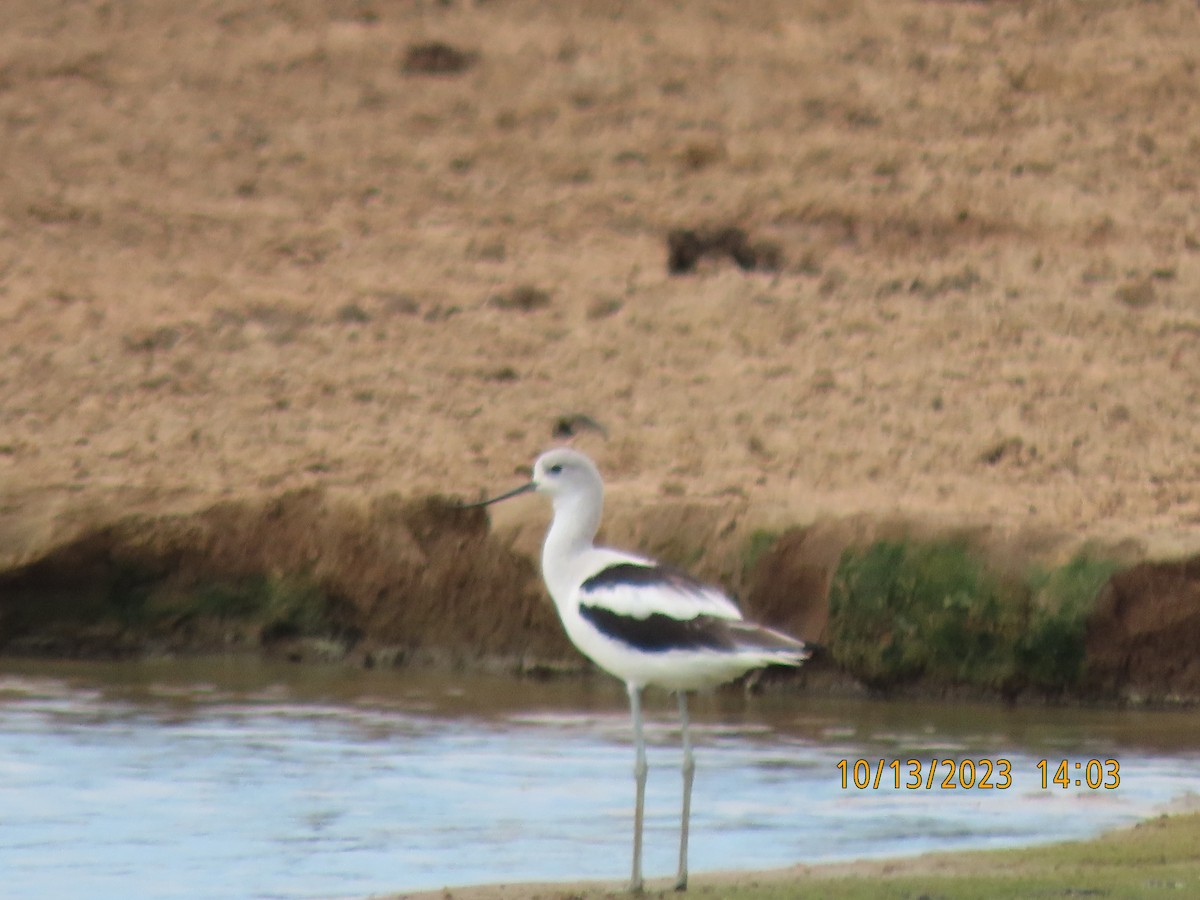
[828,540,1025,689]
[828,540,1121,693]
[1,550,336,654]
[187,574,331,637]
[1019,553,1123,690]
[106,565,333,640]
[419,813,1200,898]
[697,813,1200,899]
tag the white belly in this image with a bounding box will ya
[561,609,767,691]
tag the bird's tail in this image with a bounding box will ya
[728,621,813,665]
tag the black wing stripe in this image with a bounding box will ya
[579,604,736,653]
[579,604,811,657]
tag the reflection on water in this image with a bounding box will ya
[1,658,1198,900]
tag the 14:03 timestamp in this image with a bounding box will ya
[1038,758,1120,789]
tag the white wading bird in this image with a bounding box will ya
[465,447,811,893]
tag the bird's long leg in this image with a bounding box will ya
[675,692,694,892]
[627,683,647,894]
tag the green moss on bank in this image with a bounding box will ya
[1019,553,1123,689]
[829,539,1120,693]
[177,574,330,635]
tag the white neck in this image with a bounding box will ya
[541,484,603,606]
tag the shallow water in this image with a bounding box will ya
[1,658,1198,900]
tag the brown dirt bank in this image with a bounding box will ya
[2,489,1199,705]
[1085,555,1200,702]
[2,1,1200,698]
[0,488,570,669]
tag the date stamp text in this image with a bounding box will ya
[835,758,1121,791]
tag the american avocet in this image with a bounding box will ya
[466,447,811,892]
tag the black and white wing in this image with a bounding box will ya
[575,559,809,659]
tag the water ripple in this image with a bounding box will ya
[0,661,1198,899]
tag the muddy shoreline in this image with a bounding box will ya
[386,811,1200,900]
[3,488,1197,707]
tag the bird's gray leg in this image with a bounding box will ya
[675,692,694,892]
[628,683,647,893]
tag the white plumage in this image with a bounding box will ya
[467,447,810,892]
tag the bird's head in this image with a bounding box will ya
[462,448,604,509]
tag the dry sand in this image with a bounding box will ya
[2,0,1200,569]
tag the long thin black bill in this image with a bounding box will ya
[459,481,536,508]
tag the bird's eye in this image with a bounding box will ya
[547,464,563,475]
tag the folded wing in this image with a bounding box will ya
[577,561,809,662]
